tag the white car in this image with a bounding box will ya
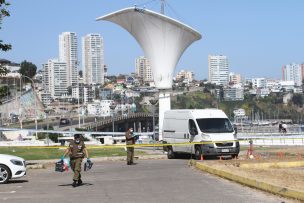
[0,154,27,184]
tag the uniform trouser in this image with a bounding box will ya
[70,158,83,181]
[127,146,134,163]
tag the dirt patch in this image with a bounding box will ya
[202,146,304,192]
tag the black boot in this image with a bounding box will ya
[78,179,83,186]
[72,180,77,187]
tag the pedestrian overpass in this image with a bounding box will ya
[60,112,158,134]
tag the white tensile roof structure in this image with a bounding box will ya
[96,7,202,89]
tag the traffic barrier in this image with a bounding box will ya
[1,136,304,149]
[0,139,246,149]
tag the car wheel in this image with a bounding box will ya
[194,146,202,160]
[167,147,175,159]
[0,165,11,184]
[231,154,238,159]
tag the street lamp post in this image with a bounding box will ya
[44,109,50,146]
[77,83,81,128]
[149,96,158,151]
[21,75,38,139]
[109,102,117,138]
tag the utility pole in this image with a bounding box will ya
[110,102,117,138]
[149,96,158,151]
[78,82,80,128]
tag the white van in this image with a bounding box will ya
[162,109,239,159]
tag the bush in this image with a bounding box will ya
[37,126,61,142]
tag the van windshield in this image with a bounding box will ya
[196,118,234,133]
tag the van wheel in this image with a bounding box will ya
[194,146,202,160]
[231,154,238,159]
[167,147,175,159]
[0,165,11,184]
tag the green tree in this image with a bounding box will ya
[0,0,11,75]
[0,85,9,100]
[19,60,37,81]
[67,86,72,95]
[112,93,121,101]
[37,126,61,143]
[292,94,304,107]
[0,0,10,52]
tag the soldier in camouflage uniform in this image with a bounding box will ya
[62,134,89,187]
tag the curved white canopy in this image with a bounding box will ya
[97,7,202,89]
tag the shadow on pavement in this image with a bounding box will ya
[58,183,93,187]
[127,163,138,165]
[7,180,29,184]
[175,153,233,160]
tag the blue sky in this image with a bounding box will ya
[1,0,304,80]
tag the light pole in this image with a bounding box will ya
[44,109,50,146]
[77,82,81,128]
[109,102,117,138]
[20,75,38,139]
[149,96,158,151]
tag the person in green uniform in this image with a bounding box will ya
[125,127,135,165]
[62,134,89,187]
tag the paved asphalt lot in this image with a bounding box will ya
[0,159,297,203]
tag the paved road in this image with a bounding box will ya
[0,159,296,203]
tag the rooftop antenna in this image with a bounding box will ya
[160,0,165,14]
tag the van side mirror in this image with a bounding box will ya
[190,128,198,136]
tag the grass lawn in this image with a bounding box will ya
[0,146,147,160]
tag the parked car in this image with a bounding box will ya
[0,154,27,184]
[59,118,70,126]
[9,113,19,123]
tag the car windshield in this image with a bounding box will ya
[196,118,234,133]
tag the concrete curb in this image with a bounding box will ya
[27,155,167,166]
[240,161,304,169]
[190,160,304,201]
[26,164,45,169]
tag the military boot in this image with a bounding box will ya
[78,179,83,186]
[72,180,77,187]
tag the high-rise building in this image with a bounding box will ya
[282,63,302,86]
[176,70,194,82]
[208,55,229,86]
[223,87,244,101]
[42,63,50,93]
[72,84,94,104]
[135,56,153,82]
[59,32,78,86]
[229,72,242,85]
[82,34,104,85]
[252,78,266,89]
[43,59,68,98]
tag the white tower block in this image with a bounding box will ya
[97,7,201,139]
